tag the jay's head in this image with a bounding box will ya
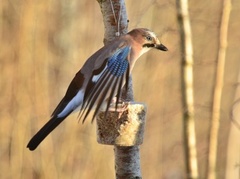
[128,28,168,52]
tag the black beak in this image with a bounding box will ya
[155,44,168,51]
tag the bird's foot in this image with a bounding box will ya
[108,101,129,118]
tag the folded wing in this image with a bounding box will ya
[80,46,131,123]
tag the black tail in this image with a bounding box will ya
[27,115,67,151]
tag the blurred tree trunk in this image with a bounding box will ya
[225,71,240,179]
[207,0,232,178]
[176,0,199,178]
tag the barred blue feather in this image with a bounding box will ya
[107,47,130,77]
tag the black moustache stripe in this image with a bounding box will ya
[142,43,155,48]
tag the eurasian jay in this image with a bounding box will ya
[27,28,168,150]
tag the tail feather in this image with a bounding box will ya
[27,115,68,151]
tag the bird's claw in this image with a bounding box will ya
[108,101,129,118]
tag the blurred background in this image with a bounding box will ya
[1,0,240,178]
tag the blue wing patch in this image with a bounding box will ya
[107,46,130,77]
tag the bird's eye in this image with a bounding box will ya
[146,36,152,41]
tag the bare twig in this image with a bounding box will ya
[207,0,232,178]
[176,0,199,178]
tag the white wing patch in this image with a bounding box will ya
[92,66,107,83]
[57,90,84,118]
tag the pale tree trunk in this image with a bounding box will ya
[207,0,232,178]
[96,0,146,178]
[97,0,128,44]
[176,0,199,178]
